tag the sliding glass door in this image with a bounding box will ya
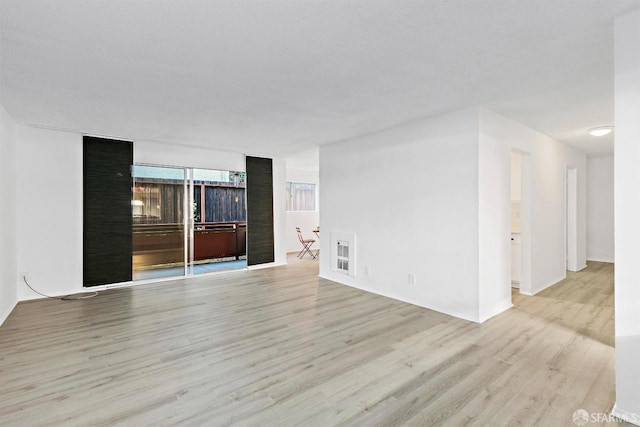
[190,169,247,275]
[132,165,187,280]
[132,165,247,281]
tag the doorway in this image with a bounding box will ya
[511,150,532,294]
[132,164,247,281]
[566,166,579,272]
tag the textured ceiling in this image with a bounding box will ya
[2,0,639,157]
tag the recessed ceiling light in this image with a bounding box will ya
[587,126,613,136]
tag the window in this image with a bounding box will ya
[286,182,316,211]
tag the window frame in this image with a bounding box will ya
[286,181,317,212]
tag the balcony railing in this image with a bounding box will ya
[133,222,246,269]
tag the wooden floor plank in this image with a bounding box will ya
[0,258,624,426]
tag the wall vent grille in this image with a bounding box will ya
[330,231,356,277]
[336,240,349,274]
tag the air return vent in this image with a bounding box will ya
[336,240,349,273]
[331,232,356,276]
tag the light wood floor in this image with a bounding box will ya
[0,258,624,426]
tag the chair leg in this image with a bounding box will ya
[298,243,310,258]
[307,244,317,259]
[300,242,316,259]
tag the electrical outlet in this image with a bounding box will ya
[364,266,370,276]
[408,274,415,285]
[21,272,28,283]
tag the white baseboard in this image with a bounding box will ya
[567,264,588,272]
[527,274,567,295]
[611,403,640,426]
[0,299,18,327]
[586,257,614,264]
[318,273,481,323]
[478,299,513,323]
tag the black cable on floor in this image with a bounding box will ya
[23,276,98,300]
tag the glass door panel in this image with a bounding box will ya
[191,168,247,275]
[132,165,187,280]
[132,165,247,280]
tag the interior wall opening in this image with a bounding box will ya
[132,164,247,281]
[566,166,579,272]
[511,150,532,295]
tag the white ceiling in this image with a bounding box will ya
[2,0,639,157]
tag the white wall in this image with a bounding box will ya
[320,106,587,323]
[587,155,614,262]
[479,107,587,298]
[613,8,640,424]
[285,167,319,253]
[134,141,246,172]
[478,113,514,321]
[271,157,288,267]
[14,130,287,300]
[16,126,84,300]
[511,151,522,201]
[0,102,18,324]
[320,107,482,322]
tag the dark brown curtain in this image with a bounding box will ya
[245,156,274,266]
[83,136,133,286]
